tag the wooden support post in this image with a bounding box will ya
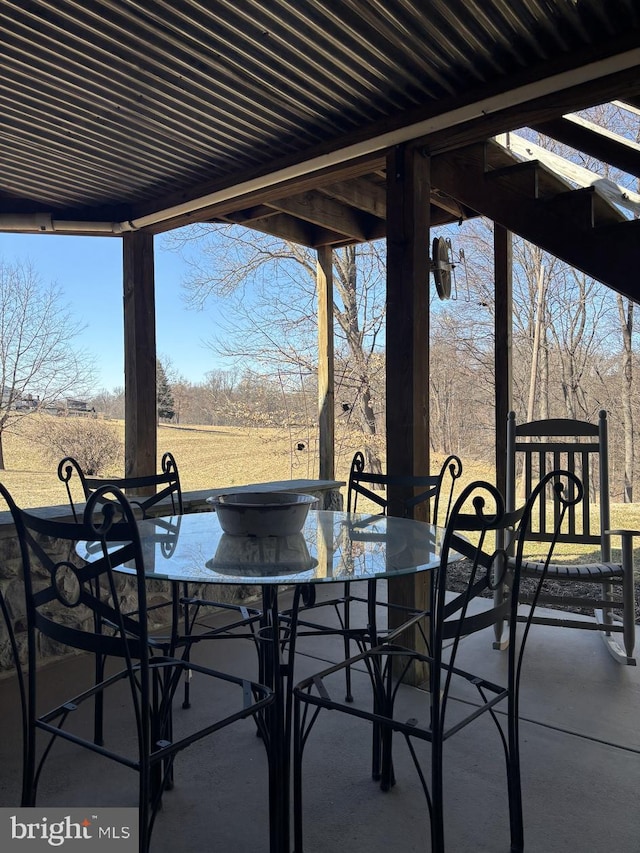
[123,231,157,481]
[317,246,335,483]
[385,144,431,683]
[494,224,513,498]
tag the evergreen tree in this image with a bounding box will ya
[157,359,175,421]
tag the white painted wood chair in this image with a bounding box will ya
[494,410,637,664]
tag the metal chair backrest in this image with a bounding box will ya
[433,470,583,699]
[346,451,462,525]
[58,452,183,522]
[506,411,610,561]
[0,482,150,807]
[3,482,150,663]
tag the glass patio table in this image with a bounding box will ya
[80,509,445,853]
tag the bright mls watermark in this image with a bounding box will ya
[0,809,138,850]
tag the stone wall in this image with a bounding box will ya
[0,480,344,675]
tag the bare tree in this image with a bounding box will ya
[431,215,620,458]
[0,259,96,469]
[89,387,125,420]
[200,368,240,425]
[546,267,612,420]
[166,225,386,470]
[617,295,634,501]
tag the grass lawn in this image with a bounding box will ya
[0,415,491,512]
[0,418,334,509]
[1,414,638,572]
[2,414,639,610]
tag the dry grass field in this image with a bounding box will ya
[1,415,638,560]
[2,416,638,616]
[0,415,494,512]
[0,418,325,509]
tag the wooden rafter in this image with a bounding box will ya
[531,113,640,179]
[494,132,640,216]
[266,190,375,242]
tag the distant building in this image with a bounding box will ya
[2,388,39,411]
[65,398,89,412]
[2,390,96,417]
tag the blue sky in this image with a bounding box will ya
[0,232,221,393]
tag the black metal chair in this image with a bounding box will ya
[493,411,637,664]
[58,454,263,714]
[0,482,273,853]
[293,452,463,702]
[292,470,582,853]
[59,452,185,523]
[346,451,461,520]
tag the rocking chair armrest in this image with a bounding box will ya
[606,529,640,538]
[605,529,639,576]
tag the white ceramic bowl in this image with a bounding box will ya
[210,491,318,537]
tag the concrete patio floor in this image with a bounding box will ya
[0,583,638,853]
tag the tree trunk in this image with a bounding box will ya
[540,330,549,419]
[526,261,545,422]
[335,245,383,475]
[359,387,382,474]
[0,431,4,470]
[617,294,634,502]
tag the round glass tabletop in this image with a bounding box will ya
[76,510,443,586]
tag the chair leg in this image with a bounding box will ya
[374,647,396,790]
[138,773,151,853]
[22,722,37,806]
[370,674,383,782]
[622,564,636,661]
[430,737,445,853]
[493,582,509,650]
[343,581,353,702]
[292,696,305,853]
[371,720,381,781]
[378,725,395,792]
[94,652,105,746]
[595,565,636,665]
[179,582,192,709]
[493,535,513,651]
[507,700,524,852]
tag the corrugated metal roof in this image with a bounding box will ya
[0,0,639,220]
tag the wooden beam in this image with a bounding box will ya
[324,181,470,229]
[217,208,359,249]
[493,223,512,651]
[423,64,640,156]
[312,218,386,247]
[218,204,280,224]
[139,152,387,234]
[267,190,372,241]
[218,211,316,246]
[532,113,640,180]
[494,224,512,499]
[385,143,431,683]
[123,231,157,481]
[430,189,468,220]
[321,177,387,218]
[494,132,640,216]
[317,247,335,481]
